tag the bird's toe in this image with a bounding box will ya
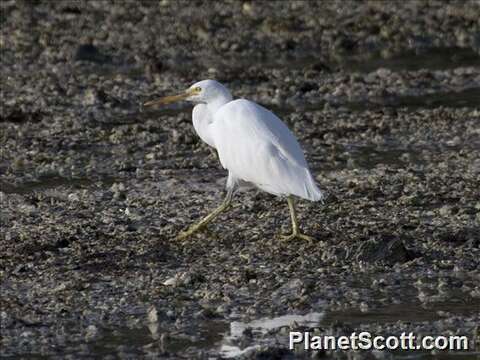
[280,233,296,242]
[175,222,208,241]
[280,232,315,243]
[175,231,191,241]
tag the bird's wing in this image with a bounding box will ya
[213,99,307,166]
[211,99,322,200]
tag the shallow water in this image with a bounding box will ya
[367,87,480,110]
[214,46,480,73]
[2,138,475,197]
[31,269,475,359]
[338,47,480,73]
[83,45,480,118]
[340,144,424,170]
[78,291,479,358]
[0,175,116,195]
[277,87,480,115]
[323,300,480,325]
[0,144,426,195]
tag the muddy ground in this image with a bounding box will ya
[1,1,480,359]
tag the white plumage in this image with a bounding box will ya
[144,79,323,241]
[212,99,323,201]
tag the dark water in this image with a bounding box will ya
[91,45,480,115]
[364,87,480,110]
[214,46,480,73]
[81,294,479,358]
[338,47,480,73]
[272,86,480,115]
[323,300,480,325]
[0,175,115,195]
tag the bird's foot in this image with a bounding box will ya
[175,224,205,241]
[175,201,231,241]
[176,230,192,241]
[281,230,315,243]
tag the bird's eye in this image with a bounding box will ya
[194,87,202,92]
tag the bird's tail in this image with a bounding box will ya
[303,169,324,202]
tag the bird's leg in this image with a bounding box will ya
[281,196,315,242]
[176,189,233,240]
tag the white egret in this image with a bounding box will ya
[144,80,323,241]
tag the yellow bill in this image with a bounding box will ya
[143,87,199,107]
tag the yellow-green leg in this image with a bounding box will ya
[176,189,233,240]
[281,196,315,242]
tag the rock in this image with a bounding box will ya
[163,277,178,287]
[68,193,80,202]
[147,306,159,323]
[353,235,417,265]
[84,325,98,341]
[74,44,112,64]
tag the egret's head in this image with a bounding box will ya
[143,79,232,108]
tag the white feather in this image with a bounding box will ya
[192,104,215,148]
[210,99,323,201]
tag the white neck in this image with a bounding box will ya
[207,94,232,114]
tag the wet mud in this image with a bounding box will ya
[1,1,479,359]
